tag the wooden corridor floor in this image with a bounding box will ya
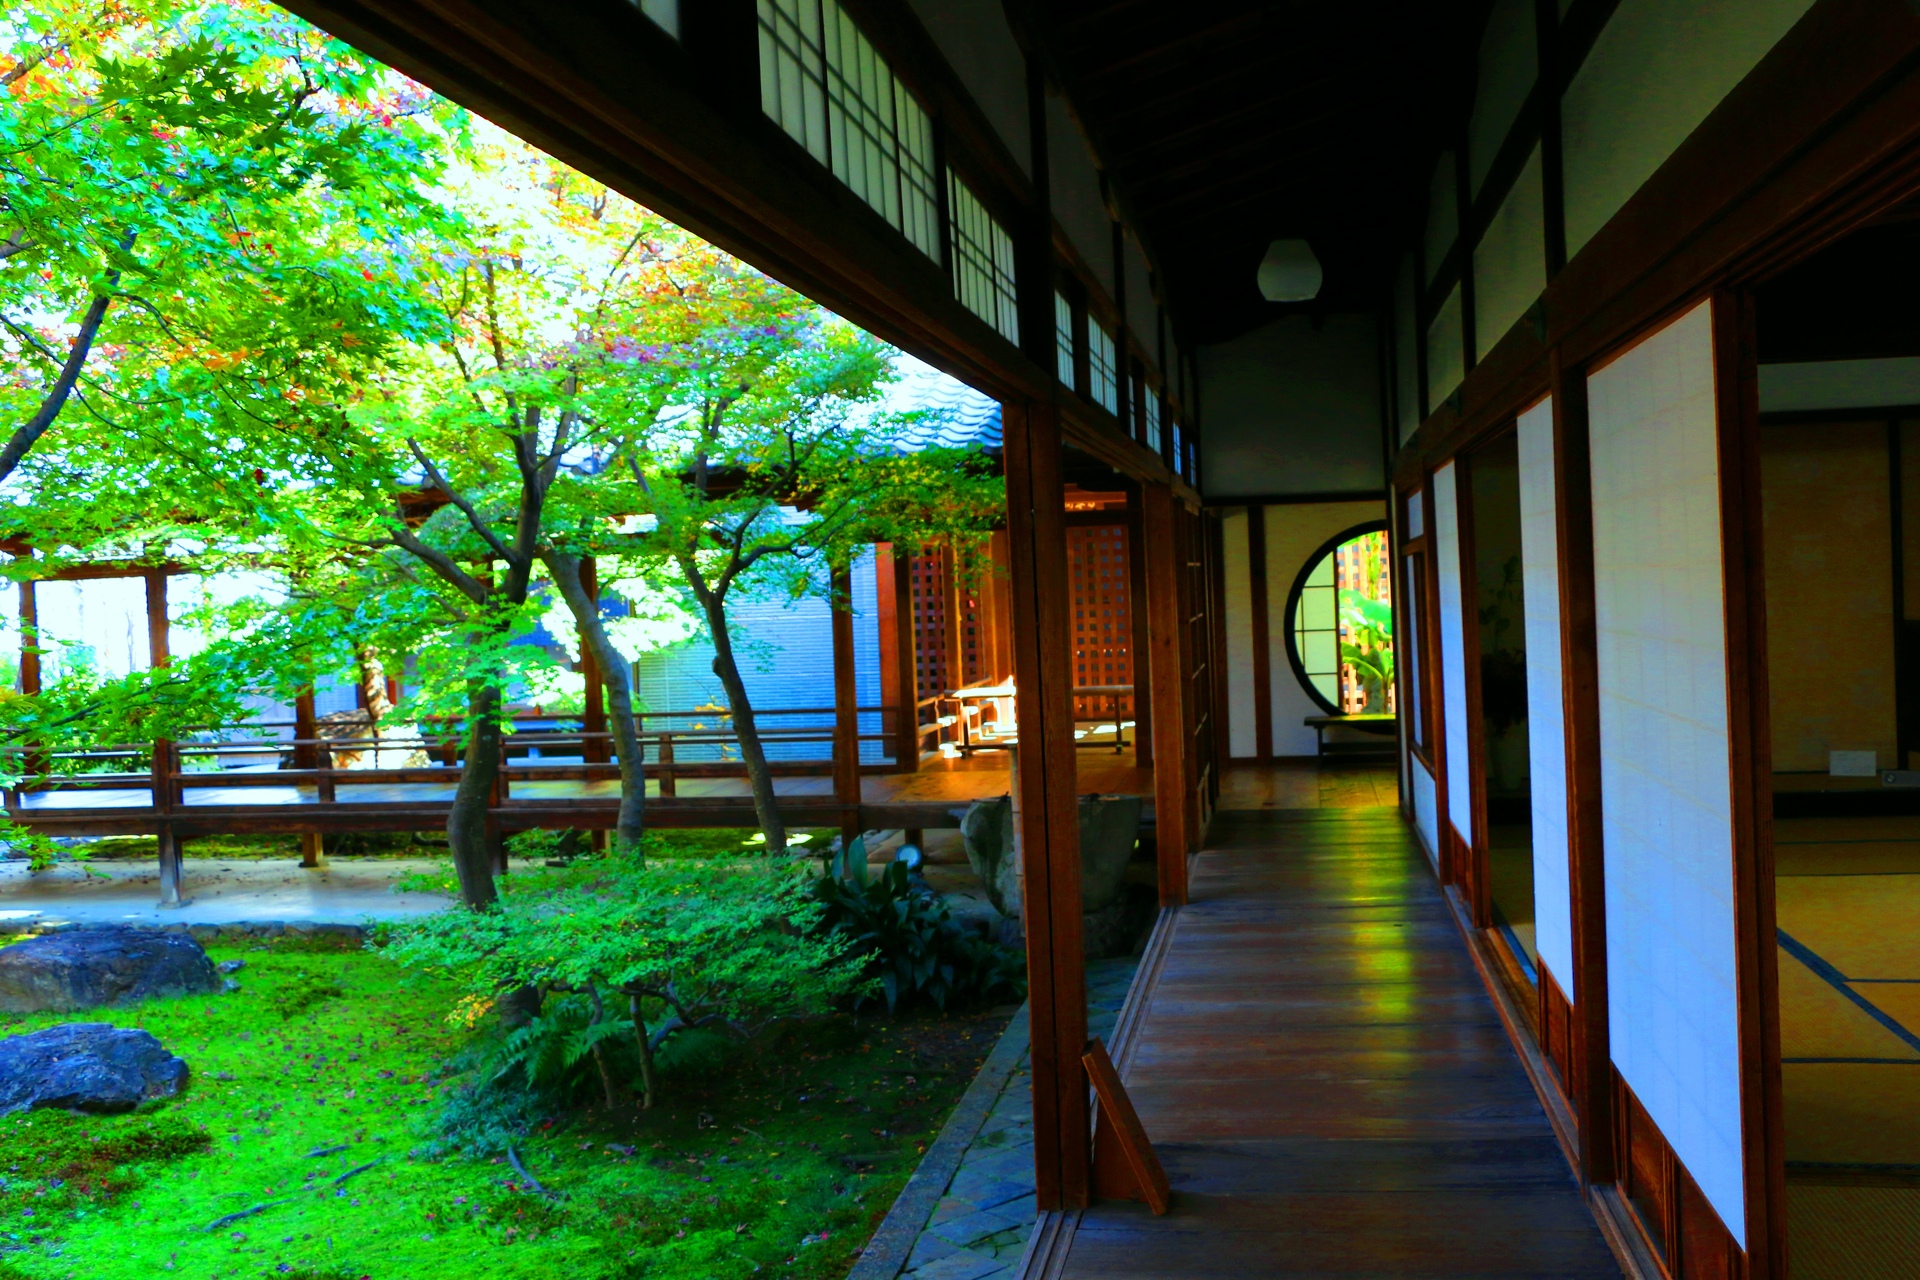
[1050,807,1623,1278]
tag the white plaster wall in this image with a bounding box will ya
[1561,0,1817,258]
[1759,356,1920,412]
[1125,234,1155,350]
[1473,146,1545,363]
[1433,462,1474,848]
[1395,255,1421,440]
[1467,0,1536,194]
[1588,299,1745,1245]
[906,0,1029,175]
[1412,756,1441,869]
[1264,501,1390,757]
[1221,508,1256,759]
[1517,396,1575,994]
[1425,153,1457,289]
[1047,96,1110,298]
[1428,285,1466,409]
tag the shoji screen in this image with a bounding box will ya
[1433,462,1474,849]
[1587,300,1745,1245]
[1221,508,1256,758]
[1518,397,1575,994]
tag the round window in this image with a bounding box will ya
[1284,522,1395,716]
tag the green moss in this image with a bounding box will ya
[0,937,1009,1279]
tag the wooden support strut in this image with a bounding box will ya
[831,562,861,846]
[1142,482,1189,906]
[1085,1037,1171,1214]
[1003,394,1090,1211]
[579,555,608,766]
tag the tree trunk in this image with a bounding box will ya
[543,551,646,856]
[699,592,786,852]
[629,992,658,1109]
[0,291,113,485]
[354,644,394,725]
[447,681,503,909]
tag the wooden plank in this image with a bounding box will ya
[1143,483,1188,906]
[1002,393,1090,1211]
[1084,1037,1171,1214]
[1028,808,1622,1280]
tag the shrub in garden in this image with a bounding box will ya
[811,837,1027,1013]
[378,854,867,1127]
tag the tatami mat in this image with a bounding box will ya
[1787,1182,1920,1280]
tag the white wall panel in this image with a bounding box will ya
[1588,299,1744,1245]
[1221,508,1256,759]
[1047,96,1110,297]
[1428,286,1466,409]
[1412,756,1440,868]
[1561,0,1816,258]
[1517,396,1575,994]
[1473,147,1545,363]
[906,0,1029,174]
[1125,234,1155,352]
[1759,356,1920,412]
[1467,0,1536,194]
[1433,462,1473,848]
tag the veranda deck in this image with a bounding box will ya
[1026,807,1622,1279]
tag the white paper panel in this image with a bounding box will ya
[1433,462,1473,848]
[1588,299,1744,1245]
[1517,396,1575,995]
[1412,756,1440,868]
[1221,509,1256,759]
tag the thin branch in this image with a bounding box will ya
[0,293,111,484]
[404,440,517,565]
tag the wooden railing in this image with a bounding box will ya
[0,706,907,812]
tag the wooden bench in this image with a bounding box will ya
[1303,712,1397,760]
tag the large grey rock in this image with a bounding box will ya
[0,929,219,1013]
[960,793,1145,920]
[0,1023,190,1114]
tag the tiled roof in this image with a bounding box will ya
[872,355,1002,453]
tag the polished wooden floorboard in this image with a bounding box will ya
[1054,806,1621,1278]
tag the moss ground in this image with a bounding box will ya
[0,933,1010,1280]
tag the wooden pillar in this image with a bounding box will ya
[18,579,38,697]
[1550,348,1615,1188]
[1128,497,1153,766]
[887,548,917,771]
[831,562,861,845]
[1179,507,1205,843]
[1143,483,1189,906]
[1003,395,1089,1210]
[1247,503,1273,760]
[143,571,185,904]
[579,556,608,765]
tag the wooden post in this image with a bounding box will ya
[1003,394,1089,1211]
[19,578,45,789]
[579,556,608,765]
[894,549,920,771]
[1247,504,1273,760]
[143,571,186,904]
[1127,496,1152,767]
[831,562,861,846]
[1143,483,1189,906]
[1551,348,1615,1188]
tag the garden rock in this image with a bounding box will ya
[0,1023,190,1114]
[0,928,220,1013]
[960,793,1146,920]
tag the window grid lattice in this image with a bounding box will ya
[1090,321,1117,413]
[1145,389,1162,453]
[947,173,1020,345]
[1068,524,1133,721]
[1055,293,1075,387]
[757,0,939,258]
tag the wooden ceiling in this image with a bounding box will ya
[1033,1,1490,343]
